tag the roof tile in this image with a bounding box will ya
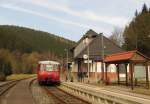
[104,50,137,62]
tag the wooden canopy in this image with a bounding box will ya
[104,50,148,63]
[104,50,150,89]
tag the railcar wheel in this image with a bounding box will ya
[38,81,43,86]
[56,82,60,86]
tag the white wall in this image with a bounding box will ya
[148,65,150,80]
[71,62,150,80]
[71,62,78,72]
[89,62,102,72]
[97,62,102,72]
[107,64,116,72]
[71,62,137,74]
[89,62,118,73]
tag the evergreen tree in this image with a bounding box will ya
[123,4,150,57]
[142,3,148,13]
[135,10,138,17]
[0,25,75,56]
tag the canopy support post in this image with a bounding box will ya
[116,64,120,85]
[146,63,149,89]
[130,62,134,90]
[125,63,128,86]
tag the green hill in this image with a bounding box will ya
[0,25,75,56]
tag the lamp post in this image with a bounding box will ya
[100,33,105,81]
[83,37,90,83]
[64,48,69,81]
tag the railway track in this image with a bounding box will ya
[44,86,91,104]
[0,80,18,96]
[0,77,36,96]
[0,78,36,104]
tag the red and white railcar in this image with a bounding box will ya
[37,61,60,85]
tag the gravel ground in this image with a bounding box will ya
[31,81,57,104]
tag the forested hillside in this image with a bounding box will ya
[0,25,76,78]
[123,4,150,57]
[0,25,75,55]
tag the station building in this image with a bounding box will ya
[71,29,150,88]
[71,29,124,82]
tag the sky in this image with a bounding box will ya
[0,0,150,41]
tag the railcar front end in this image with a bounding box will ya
[37,61,60,85]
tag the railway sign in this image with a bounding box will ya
[84,60,92,63]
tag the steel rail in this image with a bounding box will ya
[44,86,90,104]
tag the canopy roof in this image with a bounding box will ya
[104,50,149,63]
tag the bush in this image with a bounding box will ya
[0,72,6,81]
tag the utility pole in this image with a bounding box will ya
[95,62,97,82]
[101,33,105,81]
[87,42,90,83]
[83,37,90,83]
[67,49,69,79]
[65,49,69,81]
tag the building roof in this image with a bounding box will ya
[73,29,124,60]
[76,29,98,46]
[39,61,60,65]
[104,50,149,63]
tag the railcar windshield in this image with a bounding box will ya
[46,64,53,71]
[45,64,59,71]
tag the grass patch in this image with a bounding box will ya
[131,87,150,96]
[7,74,36,81]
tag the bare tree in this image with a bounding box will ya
[109,27,124,47]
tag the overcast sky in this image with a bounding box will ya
[0,0,150,41]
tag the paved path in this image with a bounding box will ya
[0,78,35,104]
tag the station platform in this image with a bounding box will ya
[62,81,150,104]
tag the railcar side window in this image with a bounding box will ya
[54,65,58,71]
[46,64,53,71]
[40,64,45,71]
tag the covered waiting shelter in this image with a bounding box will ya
[104,50,150,90]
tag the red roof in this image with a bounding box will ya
[104,50,137,62]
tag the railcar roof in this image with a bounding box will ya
[38,61,60,65]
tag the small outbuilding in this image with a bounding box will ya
[104,50,150,89]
